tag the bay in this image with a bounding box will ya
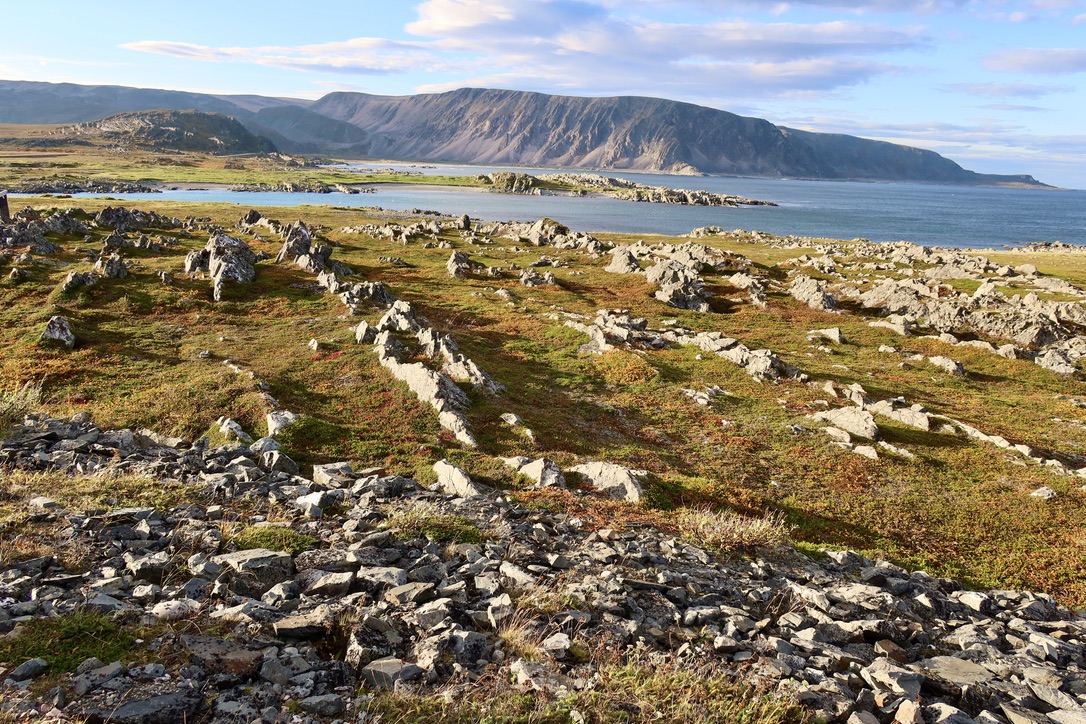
[65,162,1085,249]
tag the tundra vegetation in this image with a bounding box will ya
[0,141,1084,723]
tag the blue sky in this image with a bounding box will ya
[4,0,1085,188]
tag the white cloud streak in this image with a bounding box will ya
[121,0,923,100]
[983,47,1086,73]
[942,82,1072,97]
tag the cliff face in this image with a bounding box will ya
[310,88,1045,186]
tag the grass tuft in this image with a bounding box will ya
[0,610,136,673]
[0,381,42,432]
[676,507,794,553]
[385,503,485,544]
[231,524,315,555]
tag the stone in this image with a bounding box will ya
[1030,486,1057,500]
[313,461,355,487]
[569,461,645,502]
[151,599,200,621]
[299,694,346,717]
[181,635,262,676]
[811,327,845,344]
[790,274,837,311]
[8,657,48,681]
[416,598,453,630]
[66,687,202,724]
[361,657,424,690]
[929,356,965,376]
[925,703,978,723]
[40,315,75,348]
[356,566,408,589]
[266,409,298,436]
[861,657,923,699]
[518,458,566,487]
[509,658,573,694]
[605,248,642,274]
[814,407,879,440]
[433,459,486,497]
[918,656,994,685]
[1000,703,1050,723]
[212,548,294,596]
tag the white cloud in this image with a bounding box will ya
[121,38,438,76]
[120,0,922,101]
[983,47,1086,73]
[942,82,1072,97]
[979,103,1050,111]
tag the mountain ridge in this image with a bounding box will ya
[0,79,1048,187]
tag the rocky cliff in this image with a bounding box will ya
[310,88,1046,186]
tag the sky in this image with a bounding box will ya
[3,1,1085,188]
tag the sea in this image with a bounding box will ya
[66,162,1086,250]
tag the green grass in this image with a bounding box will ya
[231,525,316,555]
[0,610,137,673]
[2,193,1086,606]
[366,657,808,723]
[385,503,485,544]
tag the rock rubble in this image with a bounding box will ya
[2,414,1084,724]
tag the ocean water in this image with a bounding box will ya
[64,163,1086,249]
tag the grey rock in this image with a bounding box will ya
[40,315,76,349]
[8,657,47,681]
[433,459,486,498]
[212,548,294,596]
[569,461,645,502]
[361,657,424,690]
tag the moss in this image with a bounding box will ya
[0,610,137,673]
[386,506,484,544]
[231,525,315,555]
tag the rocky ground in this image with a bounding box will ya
[2,199,1086,722]
[0,413,1084,723]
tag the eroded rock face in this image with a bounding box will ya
[790,274,837,311]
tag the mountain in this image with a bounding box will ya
[311,87,1044,186]
[244,105,370,155]
[0,79,304,124]
[67,110,277,154]
[0,80,1047,186]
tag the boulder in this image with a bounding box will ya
[40,315,76,348]
[433,459,486,498]
[570,461,645,502]
[813,407,879,440]
[212,548,294,596]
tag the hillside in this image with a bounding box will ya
[0,80,1049,186]
[1,195,1085,721]
[311,87,1046,185]
[63,109,277,155]
[245,105,371,155]
[0,79,303,124]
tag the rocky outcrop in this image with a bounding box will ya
[184,232,257,302]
